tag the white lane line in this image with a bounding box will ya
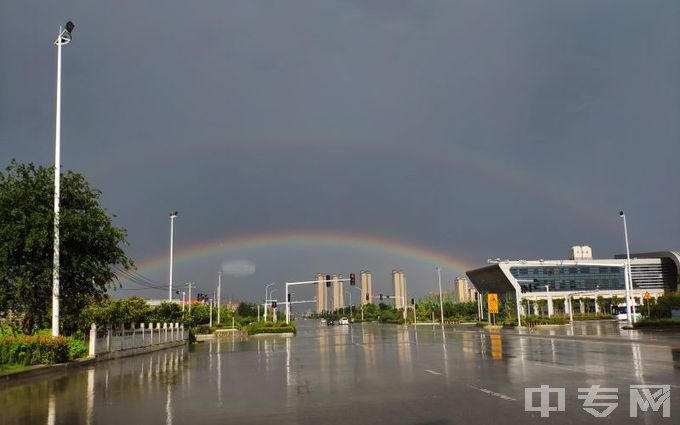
[425,369,442,376]
[467,384,516,401]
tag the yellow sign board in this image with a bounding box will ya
[487,293,499,314]
[643,292,651,300]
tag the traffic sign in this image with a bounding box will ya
[487,293,499,314]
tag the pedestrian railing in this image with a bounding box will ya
[88,322,187,357]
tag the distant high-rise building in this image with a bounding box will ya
[454,276,472,302]
[360,271,372,305]
[468,287,479,304]
[332,274,344,311]
[316,273,327,313]
[569,245,593,260]
[392,270,406,310]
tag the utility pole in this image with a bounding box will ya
[264,283,275,322]
[412,298,417,325]
[185,282,195,314]
[437,267,444,324]
[217,271,222,325]
[182,291,186,312]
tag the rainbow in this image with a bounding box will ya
[132,231,476,278]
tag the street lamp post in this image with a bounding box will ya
[168,212,178,301]
[619,211,635,325]
[51,21,75,337]
[217,271,221,325]
[270,289,278,322]
[345,290,352,316]
[264,283,275,322]
[350,286,363,321]
[436,267,444,324]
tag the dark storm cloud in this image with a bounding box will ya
[1,1,678,300]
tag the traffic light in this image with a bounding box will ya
[287,293,291,302]
[411,298,415,305]
[350,273,356,286]
[271,301,277,308]
[366,294,369,301]
[326,274,332,287]
[379,293,383,300]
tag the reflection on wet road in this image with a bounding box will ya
[1,321,678,424]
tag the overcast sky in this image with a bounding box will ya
[2,1,679,304]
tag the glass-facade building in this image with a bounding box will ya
[466,251,680,296]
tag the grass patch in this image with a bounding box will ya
[0,363,28,374]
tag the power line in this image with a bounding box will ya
[113,267,168,291]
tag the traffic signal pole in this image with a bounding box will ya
[286,278,351,324]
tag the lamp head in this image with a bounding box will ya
[65,21,75,34]
[170,211,178,218]
[619,210,625,217]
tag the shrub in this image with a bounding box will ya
[572,313,614,321]
[0,323,21,337]
[523,315,569,326]
[196,324,214,335]
[67,337,88,360]
[633,318,680,328]
[0,335,70,366]
[245,322,296,335]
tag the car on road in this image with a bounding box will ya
[338,317,349,325]
[613,304,642,321]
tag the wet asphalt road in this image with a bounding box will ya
[1,321,678,425]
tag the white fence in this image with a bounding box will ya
[88,322,187,357]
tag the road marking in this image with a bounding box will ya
[467,384,516,401]
[425,369,442,375]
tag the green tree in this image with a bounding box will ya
[0,161,132,334]
[148,302,183,324]
[187,304,211,326]
[236,302,258,318]
[80,297,152,332]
